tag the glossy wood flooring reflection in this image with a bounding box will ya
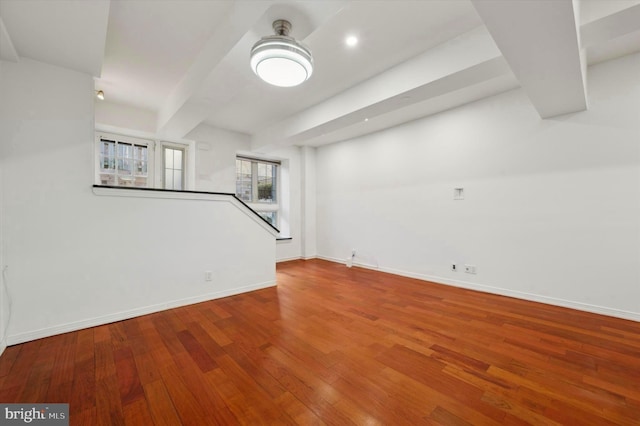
[1,259,640,425]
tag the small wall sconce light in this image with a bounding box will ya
[95,90,105,100]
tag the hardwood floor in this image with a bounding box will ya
[1,259,639,425]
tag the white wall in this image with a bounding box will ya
[0,58,276,345]
[316,53,640,321]
[95,100,157,135]
[96,104,301,258]
[186,123,250,193]
[0,143,6,355]
[0,60,8,355]
[300,146,317,259]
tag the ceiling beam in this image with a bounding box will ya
[581,3,640,47]
[156,1,272,139]
[471,0,587,118]
[0,0,109,76]
[251,26,512,149]
[289,58,518,147]
[0,17,19,62]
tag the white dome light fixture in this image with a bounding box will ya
[250,19,313,88]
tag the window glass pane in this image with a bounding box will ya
[134,177,147,187]
[258,211,277,226]
[235,159,252,202]
[117,176,133,186]
[100,156,115,171]
[100,141,116,172]
[242,160,251,175]
[101,140,114,156]
[165,169,174,190]
[121,159,131,173]
[235,158,278,205]
[97,138,151,188]
[99,174,115,185]
[134,145,147,161]
[257,162,275,203]
[174,170,182,190]
[165,148,174,169]
[118,143,132,158]
[134,161,147,175]
[162,147,185,190]
[174,149,183,170]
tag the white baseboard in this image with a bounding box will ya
[6,280,276,346]
[276,256,302,263]
[317,255,640,323]
[276,256,318,263]
[0,339,6,358]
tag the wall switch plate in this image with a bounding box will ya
[205,271,213,281]
[464,265,477,274]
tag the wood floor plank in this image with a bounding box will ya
[122,398,155,426]
[18,338,57,402]
[274,391,325,426]
[170,352,239,425]
[142,380,182,426]
[176,329,217,373]
[0,259,638,425]
[157,362,210,426]
[214,353,286,422]
[74,407,97,426]
[0,344,21,378]
[69,358,95,414]
[95,374,125,426]
[113,346,145,406]
[204,367,271,425]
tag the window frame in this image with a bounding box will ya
[236,156,281,228]
[95,132,154,188]
[95,132,193,191]
[161,143,187,191]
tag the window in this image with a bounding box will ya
[258,211,277,225]
[96,133,191,190]
[98,137,150,187]
[236,157,279,227]
[163,146,185,190]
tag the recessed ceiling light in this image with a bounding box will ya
[364,118,369,122]
[345,35,358,47]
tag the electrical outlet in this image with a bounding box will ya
[204,271,213,281]
[352,249,356,257]
[464,265,477,274]
[451,263,457,271]
[454,187,464,200]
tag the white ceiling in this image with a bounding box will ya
[1,0,639,150]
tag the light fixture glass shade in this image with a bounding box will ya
[250,34,313,87]
[96,90,105,100]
